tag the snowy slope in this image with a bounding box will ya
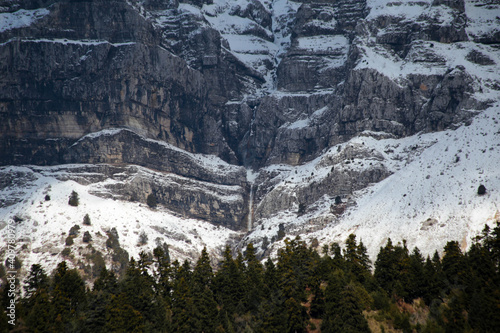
[238,0,500,258]
[2,103,498,274]
[246,103,500,260]
[0,165,241,276]
[0,8,49,32]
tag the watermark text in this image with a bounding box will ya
[5,219,17,326]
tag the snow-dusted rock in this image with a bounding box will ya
[0,0,499,270]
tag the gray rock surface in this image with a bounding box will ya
[0,0,498,231]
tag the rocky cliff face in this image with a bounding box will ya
[1,0,499,262]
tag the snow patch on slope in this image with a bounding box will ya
[465,0,500,39]
[0,8,49,32]
[322,104,500,259]
[200,0,300,90]
[247,104,500,261]
[0,165,240,276]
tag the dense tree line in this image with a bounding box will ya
[1,222,499,332]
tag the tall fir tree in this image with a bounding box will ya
[374,238,398,294]
[25,287,53,332]
[407,247,426,300]
[192,247,219,333]
[344,234,371,284]
[104,293,145,333]
[171,260,199,332]
[321,269,346,333]
[336,283,371,333]
[23,264,52,332]
[256,258,288,333]
[284,296,308,333]
[51,261,87,332]
[442,241,467,287]
[83,267,118,333]
[243,243,265,313]
[24,264,49,298]
[153,244,172,304]
[214,246,245,318]
[120,255,167,332]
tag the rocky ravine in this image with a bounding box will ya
[1,0,499,268]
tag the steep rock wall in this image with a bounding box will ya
[1,0,498,231]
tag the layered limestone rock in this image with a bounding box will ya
[65,129,246,186]
[0,163,248,229]
[240,0,490,170]
[63,129,248,228]
[1,0,497,232]
[253,142,391,222]
[0,0,246,167]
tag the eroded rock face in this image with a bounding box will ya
[1,0,498,231]
[253,143,391,221]
[0,0,249,168]
[0,163,248,229]
[91,165,247,229]
[65,129,246,186]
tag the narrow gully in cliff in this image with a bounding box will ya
[248,184,254,231]
[246,169,258,231]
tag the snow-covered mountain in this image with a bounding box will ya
[1,0,499,275]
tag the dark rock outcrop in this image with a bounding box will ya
[0,0,497,231]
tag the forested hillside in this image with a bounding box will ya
[1,222,499,332]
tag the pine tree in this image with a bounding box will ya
[485,221,500,272]
[344,235,371,284]
[336,283,371,333]
[309,286,325,319]
[153,244,172,306]
[443,290,467,333]
[120,254,167,332]
[422,255,442,305]
[214,246,245,317]
[263,258,279,294]
[192,247,218,332]
[257,292,287,333]
[321,270,346,333]
[374,238,398,294]
[277,237,311,302]
[23,264,52,332]
[243,243,265,313]
[255,258,288,333]
[104,293,145,333]
[466,227,500,331]
[83,267,117,333]
[51,262,87,331]
[394,240,411,298]
[25,288,54,332]
[284,296,308,333]
[374,239,412,298]
[24,264,49,298]
[442,241,467,287]
[171,260,199,332]
[193,247,213,288]
[407,247,426,300]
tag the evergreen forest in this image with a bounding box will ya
[1,222,500,333]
